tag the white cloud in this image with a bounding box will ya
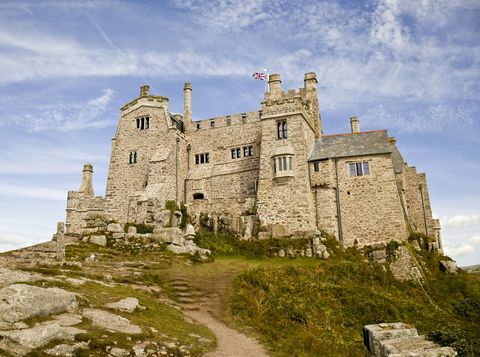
[362,103,475,133]
[441,214,480,228]
[0,89,115,131]
[469,235,480,245]
[444,243,475,257]
[0,183,66,201]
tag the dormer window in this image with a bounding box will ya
[277,120,287,139]
[136,116,150,130]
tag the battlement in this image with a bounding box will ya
[191,111,261,131]
[121,85,169,116]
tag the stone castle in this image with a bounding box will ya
[65,72,442,248]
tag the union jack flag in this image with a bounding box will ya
[252,72,268,80]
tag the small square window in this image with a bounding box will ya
[226,116,231,126]
[313,162,320,172]
[210,121,215,128]
[241,113,247,123]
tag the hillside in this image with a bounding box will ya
[0,233,478,356]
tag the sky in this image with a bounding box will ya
[0,0,479,266]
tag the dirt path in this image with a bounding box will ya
[187,309,267,357]
[168,274,268,357]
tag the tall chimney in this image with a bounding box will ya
[183,82,192,127]
[79,163,94,197]
[304,72,317,91]
[140,84,150,97]
[350,116,360,133]
[268,73,282,99]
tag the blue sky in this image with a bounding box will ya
[0,0,479,266]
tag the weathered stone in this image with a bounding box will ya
[0,284,77,328]
[0,323,84,355]
[45,341,89,356]
[271,224,290,238]
[128,226,137,235]
[83,308,142,334]
[305,246,312,257]
[0,268,42,288]
[107,223,123,233]
[369,249,387,264]
[109,347,130,357]
[172,211,183,227]
[440,260,458,274]
[106,297,141,313]
[112,232,125,239]
[90,235,107,246]
[154,227,183,245]
[184,223,196,240]
[154,210,171,227]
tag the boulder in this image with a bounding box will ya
[154,210,171,227]
[0,323,84,355]
[106,297,142,313]
[83,308,142,334]
[128,226,137,235]
[45,341,89,356]
[110,347,130,357]
[440,260,458,274]
[0,268,42,288]
[369,249,387,264]
[184,223,196,240]
[154,227,184,245]
[0,284,77,329]
[90,235,107,246]
[107,223,123,233]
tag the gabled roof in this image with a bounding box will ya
[308,130,392,161]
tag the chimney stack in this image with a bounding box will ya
[304,72,317,91]
[350,116,360,133]
[268,73,282,99]
[140,84,150,97]
[183,82,192,126]
[79,164,94,197]
[389,137,397,146]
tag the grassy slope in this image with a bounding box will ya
[226,239,480,357]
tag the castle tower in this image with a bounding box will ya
[183,82,192,131]
[304,72,322,138]
[79,163,94,197]
[255,73,319,236]
[104,84,188,224]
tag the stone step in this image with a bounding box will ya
[177,297,196,304]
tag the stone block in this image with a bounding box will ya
[107,223,123,233]
[90,235,107,247]
[363,322,418,355]
[258,231,271,240]
[153,227,183,245]
[112,233,125,239]
[369,249,387,264]
[127,226,137,235]
[271,224,290,238]
[154,210,171,227]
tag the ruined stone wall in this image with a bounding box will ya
[65,191,105,235]
[401,165,436,236]
[335,154,408,247]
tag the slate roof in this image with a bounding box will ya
[308,130,392,161]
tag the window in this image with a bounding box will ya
[210,121,215,128]
[241,113,247,123]
[195,153,210,164]
[231,148,241,159]
[273,155,294,174]
[277,120,287,139]
[193,193,205,200]
[243,146,253,157]
[226,116,231,126]
[197,123,201,130]
[313,162,320,172]
[136,116,150,130]
[129,151,137,164]
[349,161,370,176]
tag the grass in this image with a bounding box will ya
[227,241,480,356]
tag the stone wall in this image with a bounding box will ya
[335,154,408,247]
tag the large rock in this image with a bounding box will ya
[154,210,171,227]
[154,227,184,245]
[440,260,458,274]
[83,308,142,334]
[0,268,42,288]
[0,284,77,329]
[107,223,123,233]
[106,297,141,313]
[45,341,89,356]
[0,323,84,355]
[89,235,107,246]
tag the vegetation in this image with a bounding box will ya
[228,240,480,356]
[124,222,154,234]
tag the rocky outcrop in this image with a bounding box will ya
[363,322,457,356]
[0,284,77,329]
[83,308,142,334]
[106,297,144,313]
[440,260,458,274]
[0,267,42,288]
[0,323,85,355]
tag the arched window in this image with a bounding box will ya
[277,120,287,139]
[193,193,205,200]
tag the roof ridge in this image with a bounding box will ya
[321,129,386,138]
